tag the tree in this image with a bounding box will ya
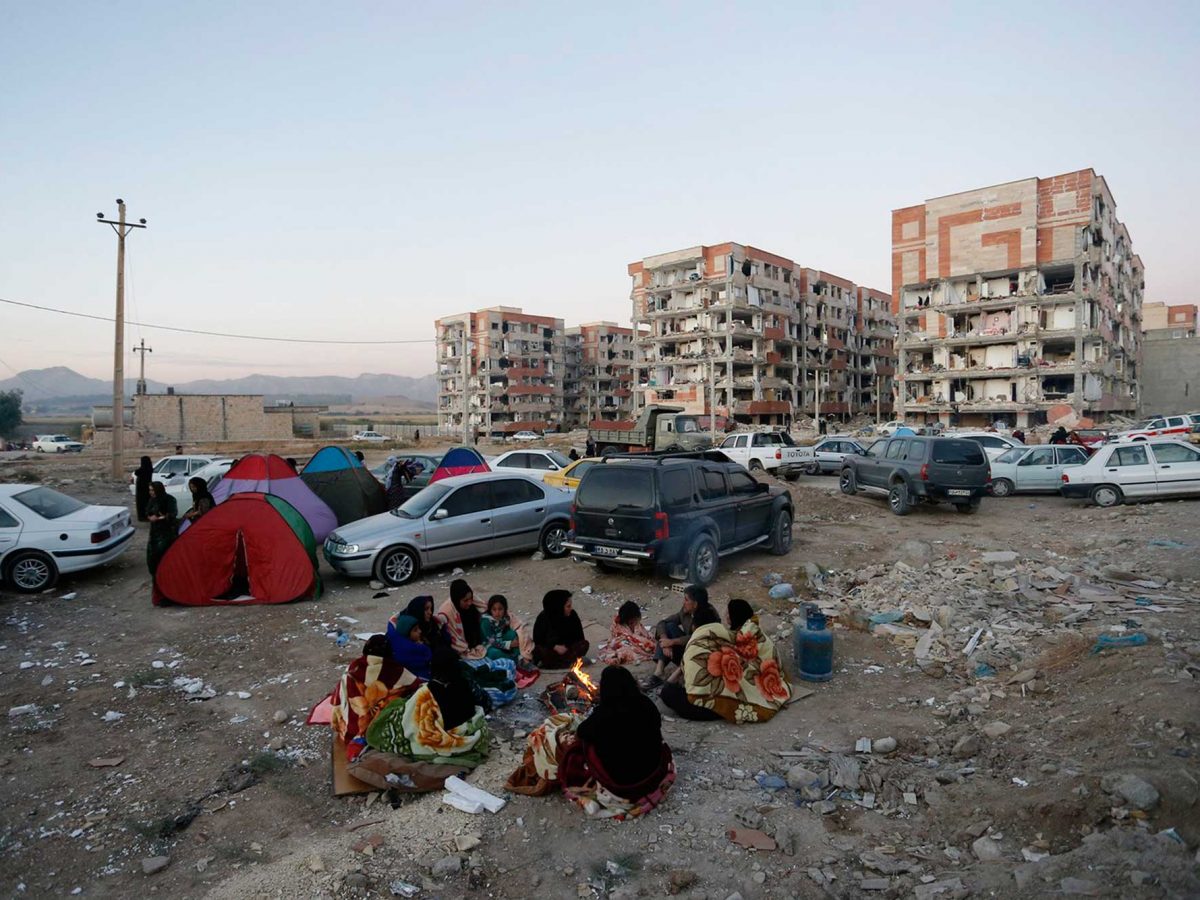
[0,390,22,438]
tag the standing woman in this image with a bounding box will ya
[182,476,214,525]
[145,481,178,575]
[134,456,153,522]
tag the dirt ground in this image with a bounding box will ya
[1,447,1198,899]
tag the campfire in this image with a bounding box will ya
[540,659,597,714]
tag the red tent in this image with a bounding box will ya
[153,493,321,606]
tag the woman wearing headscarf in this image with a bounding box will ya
[436,580,518,705]
[386,614,433,680]
[383,455,404,509]
[599,600,656,666]
[145,481,178,576]
[182,476,214,525]
[400,595,444,648]
[134,456,153,522]
[727,598,755,631]
[532,589,589,669]
[427,646,486,730]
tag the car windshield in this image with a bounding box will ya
[995,448,1025,464]
[392,483,451,518]
[775,431,796,446]
[13,487,87,519]
[547,450,571,467]
[576,466,654,510]
[931,440,986,465]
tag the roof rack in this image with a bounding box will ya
[600,450,733,465]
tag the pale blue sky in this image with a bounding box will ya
[2,1,1196,381]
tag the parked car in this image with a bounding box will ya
[371,453,442,501]
[33,435,84,453]
[876,420,908,436]
[717,432,807,478]
[0,485,134,592]
[1110,416,1193,442]
[490,449,573,482]
[1060,439,1200,507]
[511,430,542,442]
[955,431,1025,460]
[323,472,572,585]
[542,457,599,491]
[839,436,991,515]
[351,431,389,442]
[989,445,1090,496]
[793,437,867,475]
[128,455,218,495]
[164,459,236,508]
[564,452,793,586]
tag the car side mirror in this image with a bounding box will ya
[432,508,449,520]
[756,482,769,493]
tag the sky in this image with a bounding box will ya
[1,1,1197,384]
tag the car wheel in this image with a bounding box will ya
[954,501,980,515]
[749,459,764,472]
[1090,484,1124,508]
[839,469,857,495]
[539,522,569,558]
[991,478,1014,498]
[36,447,44,453]
[685,533,719,586]
[769,510,792,555]
[376,547,420,586]
[888,482,911,516]
[805,461,821,476]
[5,551,58,593]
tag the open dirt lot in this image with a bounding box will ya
[2,447,1198,899]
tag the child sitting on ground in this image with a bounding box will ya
[481,595,521,662]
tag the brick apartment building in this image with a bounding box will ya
[892,169,1143,427]
[563,322,639,428]
[628,243,895,426]
[435,307,565,437]
[1142,302,1197,341]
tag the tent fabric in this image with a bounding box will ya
[153,493,321,606]
[429,446,490,483]
[300,446,387,525]
[206,453,338,541]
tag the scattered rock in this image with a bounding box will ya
[972,836,1004,862]
[952,734,983,759]
[369,580,385,590]
[432,856,462,878]
[981,551,1018,564]
[786,765,821,791]
[872,737,897,754]
[454,833,481,852]
[273,709,289,725]
[1060,877,1101,895]
[982,721,1011,738]
[88,756,125,768]
[306,855,325,873]
[268,737,285,752]
[860,877,890,891]
[761,572,783,587]
[1007,668,1038,685]
[141,856,170,875]
[668,869,698,894]
[1104,773,1160,810]
[530,551,545,561]
[897,540,933,567]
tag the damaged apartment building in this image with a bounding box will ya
[436,307,565,437]
[627,243,896,427]
[562,322,640,428]
[892,169,1143,427]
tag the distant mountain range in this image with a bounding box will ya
[0,367,437,410]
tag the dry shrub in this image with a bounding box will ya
[1036,633,1093,673]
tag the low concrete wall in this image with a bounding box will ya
[1140,337,1200,414]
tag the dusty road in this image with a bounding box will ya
[1,448,1198,899]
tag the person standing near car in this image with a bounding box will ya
[134,456,153,522]
[145,481,178,575]
[182,476,214,524]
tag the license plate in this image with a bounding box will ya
[948,489,971,497]
[594,546,619,557]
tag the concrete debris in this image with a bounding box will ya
[972,836,1004,862]
[1102,773,1160,811]
[141,856,170,875]
[871,736,897,754]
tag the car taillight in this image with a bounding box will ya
[775,450,782,460]
[91,529,111,544]
[919,463,928,481]
[569,503,575,533]
[653,511,669,541]
[1062,473,1070,483]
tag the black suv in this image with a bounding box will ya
[839,436,990,515]
[564,452,794,585]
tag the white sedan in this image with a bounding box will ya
[0,485,135,593]
[956,432,1025,460]
[351,431,389,442]
[793,437,868,475]
[1060,439,1200,507]
[511,430,542,442]
[988,445,1089,496]
[489,448,573,482]
[165,459,235,509]
[128,455,220,496]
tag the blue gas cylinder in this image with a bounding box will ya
[794,606,833,682]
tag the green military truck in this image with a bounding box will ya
[588,404,712,456]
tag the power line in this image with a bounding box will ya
[0,296,436,345]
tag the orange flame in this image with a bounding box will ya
[570,658,596,694]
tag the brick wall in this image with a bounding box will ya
[134,395,292,442]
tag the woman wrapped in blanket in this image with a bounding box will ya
[437,579,518,705]
[662,598,791,724]
[532,589,589,669]
[599,600,656,666]
[505,665,674,820]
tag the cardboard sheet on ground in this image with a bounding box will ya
[331,735,374,796]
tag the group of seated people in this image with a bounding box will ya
[329,577,790,819]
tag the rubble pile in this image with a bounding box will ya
[794,548,1193,675]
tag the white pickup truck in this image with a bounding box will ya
[717,432,806,480]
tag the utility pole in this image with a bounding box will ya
[97,200,147,480]
[133,338,152,396]
[709,351,717,447]
[460,325,470,444]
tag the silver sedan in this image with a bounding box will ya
[323,471,573,585]
[795,438,868,475]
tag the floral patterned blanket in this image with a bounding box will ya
[331,653,420,758]
[364,684,490,768]
[681,620,791,723]
[598,618,656,665]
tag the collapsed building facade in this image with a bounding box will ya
[435,307,565,437]
[628,243,895,426]
[892,169,1143,427]
[562,322,639,428]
